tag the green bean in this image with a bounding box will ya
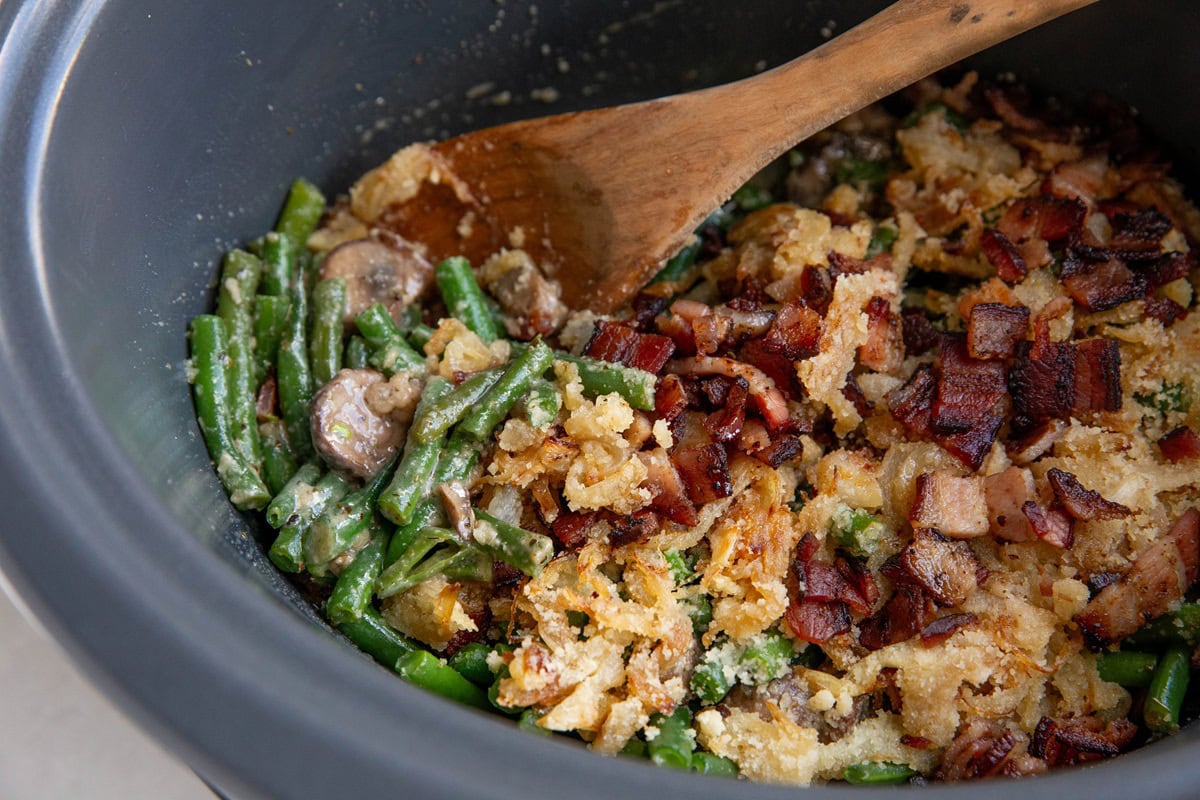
[277,257,315,460]
[829,505,886,558]
[1126,603,1200,649]
[411,368,504,444]
[274,178,326,246]
[620,738,648,758]
[664,550,695,585]
[434,257,499,343]
[473,509,554,577]
[354,304,425,374]
[344,335,370,369]
[691,752,738,778]
[647,707,695,770]
[327,532,386,625]
[688,593,713,638]
[378,378,453,525]
[518,709,553,737]
[306,456,398,569]
[522,379,561,429]
[384,501,444,568]
[395,650,491,710]
[556,352,656,411]
[268,525,307,574]
[441,547,493,583]
[268,469,352,572]
[1097,651,1158,688]
[215,249,264,468]
[309,278,346,387]
[336,606,417,666]
[690,653,733,705]
[408,322,435,351]
[376,527,465,598]
[188,316,271,510]
[266,461,323,529]
[843,762,917,785]
[459,340,553,440]
[740,629,795,682]
[258,420,297,496]
[251,294,290,386]
[434,256,500,342]
[259,230,297,296]
[731,183,774,212]
[866,224,898,258]
[651,236,701,285]
[448,642,495,687]
[1144,646,1190,735]
[835,158,890,188]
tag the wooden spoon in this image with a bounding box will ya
[382,0,1098,312]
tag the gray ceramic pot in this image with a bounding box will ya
[0,1,1197,797]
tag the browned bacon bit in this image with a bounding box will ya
[858,582,932,650]
[1009,341,1075,432]
[1044,155,1110,206]
[1021,501,1074,548]
[655,310,696,355]
[735,418,771,454]
[672,443,733,507]
[799,264,835,315]
[919,612,977,645]
[841,374,874,418]
[836,555,880,610]
[902,310,942,356]
[796,531,820,563]
[801,560,870,614]
[979,228,1028,283]
[608,509,660,547]
[761,304,822,360]
[584,320,676,374]
[653,374,688,424]
[1160,426,1200,463]
[551,510,596,551]
[1075,509,1200,647]
[1140,251,1192,292]
[1031,716,1137,766]
[967,302,1029,360]
[984,467,1036,543]
[255,371,279,422]
[691,313,732,356]
[1145,296,1187,325]
[1006,419,1066,465]
[751,434,805,468]
[738,339,804,402]
[936,719,1044,781]
[785,598,851,645]
[638,450,698,527]
[668,356,791,432]
[910,472,990,539]
[703,377,749,443]
[932,336,1007,435]
[629,292,672,332]
[901,735,932,750]
[1108,209,1173,257]
[1060,250,1146,311]
[997,196,1086,269]
[859,296,903,372]
[1046,468,1131,521]
[1071,338,1122,413]
[901,529,982,607]
[888,365,937,436]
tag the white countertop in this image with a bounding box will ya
[0,583,213,799]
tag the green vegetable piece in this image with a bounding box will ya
[411,367,505,444]
[408,322,436,351]
[459,340,554,440]
[691,655,733,705]
[434,256,500,342]
[259,230,296,297]
[376,527,472,598]
[619,738,648,758]
[188,315,270,510]
[739,629,795,682]
[651,236,700,285]
[251,294,290,386]
[691,752,739,778]
[1126,603,1200,649]
[336,606,417,667]
[731,183,774,213]
[866,224,898,258]
[344,334,370,370]
[1097,650,1158,688]
[258,420,298,497]
[688,593,713,638]
[447,642,495,687]
[558,352,656,411]
[354,303,425,375]
[307,457,399,568]
[522,379,561,429]
[327,532,386,625]
[518,709,554,737]
[835,158,889,188]
[664,550,694,585]
[215,249,264,469]
[395,650,492,710]
[647,706,695,770]
[473,508,554,577]
[277,256,315,460]
[309,278,346,387]
[1144,646,1190,735]
[829,505,885,558]
[903,101,968,133]
[268,525,306,574]
[267,468,351,572]
[265,461,324,529]
[843,761,917,785]
[1134,381,1191,414]
[274,178,326,246]
[378,378,453,525]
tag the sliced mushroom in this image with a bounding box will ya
[438,481,476,545]
[310,368,405,478]
[320,236,433,327]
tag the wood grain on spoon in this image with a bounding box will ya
[380,0,1099,312]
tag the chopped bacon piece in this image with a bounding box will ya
[551,511,596,551]
[901,529,981,607]
[902,735,932,750]
[1032,716,1138,766]
[836,556,879,610]
[919,612,977,645]
[628,292,672,332]
[584,320,675,373]
[796,531,820,563]
[937,719,1029,781]
[608,509,660,547]
[901,310,942,356]
[1009,340,1075,431]
[668,356,791,432]
[735,418,771,454]
[1139,251,1192,292]
[751,434,805,468]
[1044,155,1110,206]
[1071,338,1122,413]
[638,450,698,527]
[653,374,688,424]
[997,196,1086,269]
[858,583,931,650]
[1006,419,1066,465]
[785,598,851,645]
[655,310,697,355]
[887,365,937,436]
[842,374,874,418]
[801,560,870,615]
[967,302,1029,360]
[859,296,903,372]
[703,377,749,443]
[979,229,1028,283]
[761,304,821,360]
[799,265,835,315]
[1046,468,1131,520]
[1160,426,1200,463]
[933,336,1007,433]
[985,467,1036,542]
[910,472,990,539]
[691,313,732,356]
[1107,209,1172,256]
[1145,297,1187,325]
[1021,501,1074,548]
[1060,250,1146,311]
[672,443,732,507]
[1074,509,1200,647]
